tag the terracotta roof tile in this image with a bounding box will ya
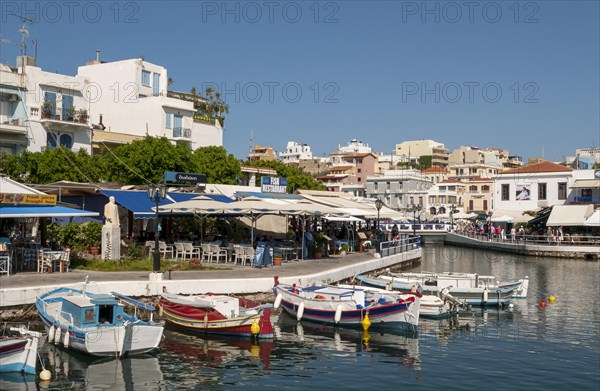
[421,167,448,173]
[499,160,572,174]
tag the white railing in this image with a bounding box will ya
[378,236,421,257]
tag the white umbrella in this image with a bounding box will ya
[583,210,600,227]
[492,215,514,223]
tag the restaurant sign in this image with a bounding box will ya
[261,177,287,194]
[0,193,57,205]
[164,171,207,185]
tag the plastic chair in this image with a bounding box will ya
[243,247,255,266]
[0,254,10,276]
[174,242,185,260]
[158,241,174,259]
[233,245,245,265]
[37,250,52,273]
[210,244,228,263]
[183,242,200,260]
[201,243,212,262]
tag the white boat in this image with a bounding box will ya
[273,278,421,331]
[356,271,529,307]
[36,287,163,357]
[0,326,41,374]
[339,283,461,319]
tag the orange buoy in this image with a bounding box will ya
[539,300,547,308]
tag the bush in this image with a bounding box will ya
[77,221,103,249]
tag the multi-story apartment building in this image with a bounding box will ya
[426,179,466,215]
[1,54,223,155]
[421,166,449,184]
[493,160,597,212]
[395,139,448,168]
[448,163,499,180]
[279,141,313,164]
[463,178,494,213]
[365,171,433,210]
[0,61,30,155]
[448,145,509,167]
[247,144,277,162]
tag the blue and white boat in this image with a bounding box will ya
[0,326,41,374]
[273,278,420,331]
[36,287,163,357]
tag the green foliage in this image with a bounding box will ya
[191,146,241,184]
[418,156,432,170]
[58,223,81,250]
[72,257,225,271]
[77,221,103,249]
[242,160,326,192]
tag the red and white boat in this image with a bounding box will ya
[0,326,41,375]
[159,292,273,339]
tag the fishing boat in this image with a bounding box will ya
[0,326,41,374]
[273,277,421,331]
[338,283,464,319]
[36,287,163,357]
[355,271,529,307]
[159,291,274,339]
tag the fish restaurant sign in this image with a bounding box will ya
[261,177,287,194]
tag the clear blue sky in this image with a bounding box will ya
[1,1,598,162]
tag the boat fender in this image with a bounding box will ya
[203,313,209,328]
[314,295,326,300]
[54,326,61,345]
[334,305,343,324]
[63,330,70,348]
[483,288,488,303]
[158,305,163,317]
[297,302,305,321]
[361,313,371,331]
[39,369,52,381]
[48,325,55,344]
[251,321,260,336]
[274,293,283,309]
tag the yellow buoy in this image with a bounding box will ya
[361,313,371,331]
[250,321,260,336]
[362,330,371,347]
[39,369,52,381]
[548,295,556,303]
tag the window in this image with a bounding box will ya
[468,200,474,211]
[481,185,490,192]
[59,134,73,149]
[501,184,510,200]
[483,199,488,210]
[469,185,478,193]
[153,73,160,96]
[142,70,151,86]
[47,132,57,149]
[358,168,362,173]
[61,95,74,120]
[448,186,455,191]
[558,182,567,200]
[538,183,547,200]
[429,196,436,204]
[448,196,457,204]
[165,113,171,128]
[439,196,446,204]
[358,177,361,182]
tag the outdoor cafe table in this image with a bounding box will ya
[44,251,68,273]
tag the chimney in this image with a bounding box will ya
[96,49,100,63]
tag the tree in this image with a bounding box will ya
[105,136,193,184]
[418,155,433,170]
[190,146,241,184]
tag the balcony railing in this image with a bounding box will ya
[173,127,192,139]
[572,196,600,204]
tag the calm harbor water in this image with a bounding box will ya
[2,246,599,390]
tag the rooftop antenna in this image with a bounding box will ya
[10,14,33,57]
[249,129,253,153]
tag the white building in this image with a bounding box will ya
[1,54,222,155]
[77,56,222,151]
[337,139,372,154]
[426,179,466,215]
[493,160,575,212]
[395,139,448,168]
[279,141,313,164]
[366,170,434,210]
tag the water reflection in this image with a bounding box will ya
[40,344,164,390]
[275,311,421,370]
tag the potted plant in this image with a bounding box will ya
[76,108,88,123]
[66,106,76,121]
[313,233,325,259]
[41,100,54,119]
[273,254,283,266]
[78,221,103,256]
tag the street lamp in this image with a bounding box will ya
[375,199,384,251]
[450,204,455,232]
[411,204,422,236]
[148,184,168,273]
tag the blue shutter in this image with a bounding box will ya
[59,134,73,149]
[173,115,183,137]
[44,92,56,117]
[47,132,57,149]
[62,95,73,120]
[165,113,171,128]
[153,73,160,96]
[142,71,150,86]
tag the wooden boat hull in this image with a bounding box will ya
[36,287,163,357]
[274,284,420,331]
[159,298,273,339]
[356,273,526,307]
[0,329,40,374]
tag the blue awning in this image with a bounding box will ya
[0,205,99,218]
[99,190,233,218]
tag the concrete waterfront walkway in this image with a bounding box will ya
[0,248,422,307]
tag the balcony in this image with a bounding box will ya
[40,111,90,132]
[173,127,192,139]
[0,116,27,135]
[571,196,600,205]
